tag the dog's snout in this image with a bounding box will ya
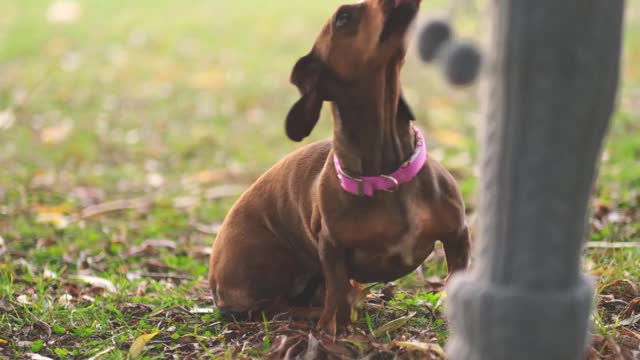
[212,291,249,320]
[216,306,251,321]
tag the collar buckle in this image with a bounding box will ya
[338,173,365,196]
[381,175,399,192]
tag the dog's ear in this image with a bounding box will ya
[397,92,416,122]
[286,53,325,142]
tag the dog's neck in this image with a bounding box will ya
[330,66,414,176]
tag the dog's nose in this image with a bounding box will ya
[216,306,251,321]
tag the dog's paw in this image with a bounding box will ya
[317,316,347,337]
[317,306,350,337]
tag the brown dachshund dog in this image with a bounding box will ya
[209,0,470,335]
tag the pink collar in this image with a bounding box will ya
[333,125,427,197]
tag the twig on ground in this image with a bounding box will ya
[192,222,221,235]
[86,347,115,360]
[142,272,195,281]
[80,198,153,218]
[586,242,640,249]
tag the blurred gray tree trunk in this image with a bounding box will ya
[445,1,625,360]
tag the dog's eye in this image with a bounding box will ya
[335,11,352,28]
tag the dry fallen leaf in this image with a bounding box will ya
[607,211,627,224]
[372,312,416,338]
[30,171,56,188]
[126,239,177,258]
[190,306,215,314]
[624,297,640,318]
[135,281,148,297]
[47,0,81,24]
[35,212,70,229]
[620,313,640,327]
[188,246,212,259]
[183,169,229,186]
[173,196,200,209]
[142,239,177,250]
[71,275,117,293]
[204,185,245,200]
[0,108,15,130]
[129,332,159,359]
[40,122,73,144]
[191,222,221,235]
[395,341,446,357]
[27,354,54,360]
[17,294,33,305]
[58,294,73,306]
[17,341,33,348]
[146,173,165,188]
[81,197,152,218]
[621,327,640,343]
[43,268,57,279]
[0,299,11,313]
[189,70,225,90]
[33,204,72,214]
[301,333,320,360]
[69,187,106,207]
[58,294,73,308]
[586,242,640,249]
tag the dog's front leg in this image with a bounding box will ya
[316,232,351,336]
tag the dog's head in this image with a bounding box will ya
[286,0,421,142]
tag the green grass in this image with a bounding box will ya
[0,0,639,359]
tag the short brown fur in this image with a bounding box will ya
[209,0,470,335]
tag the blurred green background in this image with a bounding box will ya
[1,1,638,202]
[0,1,638,359]
[0,0,486,201]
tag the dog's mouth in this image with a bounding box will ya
[380,0,421,42]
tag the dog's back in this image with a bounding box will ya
[208,140,331,313]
